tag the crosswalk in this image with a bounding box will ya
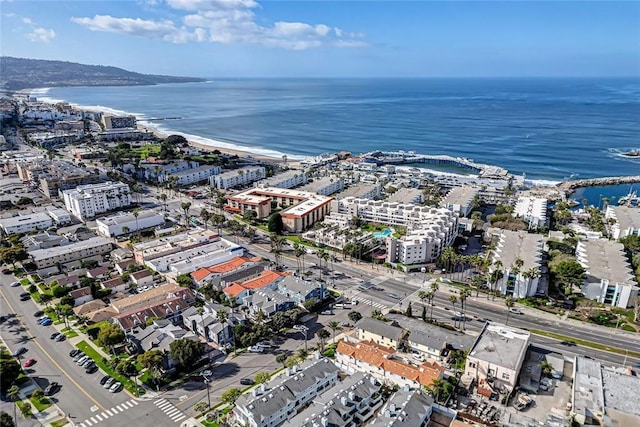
[154,398,187,423]
[351,295,388,309]
[78,399,139,426]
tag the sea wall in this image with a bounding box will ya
[557,175,640,194]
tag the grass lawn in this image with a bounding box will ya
[61,327,79,338]
[29,394,52,411]
[16,400,33,417]
[50,418,70,427]
[528,328,640,358]
[76,340,145,396]
[20,278,31,286]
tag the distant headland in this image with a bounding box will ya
[0,56,206,91]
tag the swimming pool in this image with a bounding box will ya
[372,228,393,238]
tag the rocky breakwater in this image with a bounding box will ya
[557,175,640,194]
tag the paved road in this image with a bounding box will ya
[0,274,188,427]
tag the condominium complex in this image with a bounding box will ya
[335,182,381,200]
[255,170,307,189]
[102,114,136,129]
[234,357,340,427]
[16,160,99,198]
[490,230,544,298]
[299,176,345,196]
[605,205,640,239]
[439,186,479,217]
[28,236,113,268]
[62,181,131,220]
[210,166,266,189]
[225,187,333,233]
[168,165,221,185]
[576,239,639,308]
[387,187,424,205]
[369,388,435,427]
[514,196,548,230]
[0,212,52,235]
[96,211,165,237]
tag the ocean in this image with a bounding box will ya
[35,78,640,194]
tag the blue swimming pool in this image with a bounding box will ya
[372,228,393,238]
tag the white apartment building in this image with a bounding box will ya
[96,211,165,237]
[0,212,53,235]
[336,182,381,200]
[45,206,71,225]
[102,114,136,129]
[576,239,639,308]
[62,182,131,220]
[145,238,243,274]
[514,196,548,230]
[168,165,221,185]
[255,170,307,189]
[210,166,266,189]
[605,205,640,239]
[299,176,345,196]
[440,186,479,217]
[387,187,425,205]
[490,230,544,298]
[234,358,340,427]
[463,323,530,395]
[28,236,113,268]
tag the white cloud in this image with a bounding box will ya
[26,27,56,43]
[21,17,33,25]
[72,0,365,50]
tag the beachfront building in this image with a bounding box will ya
[96,211,165,237]
[605,205,640,239]
[514,196,548,230]
[28,236,113,268]
[234,357,340,427]
[0,212,53,235]
[490,230,544,298]
[462,323,530,396]
[299,176,345,196]
[139,160,198,182]
[62,181,131,220]
[225,187,333,233]
[102,114,136,129]
[387,187,424,205]
[28,131,84,149]
[210,166,266,189]
[167,165,221,185]
[255,169,307,189]
[335,182,381,200]
[575,239,639,308]
[439,186,479,217]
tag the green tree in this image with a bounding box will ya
[327,320,342,344]
[505,297,515,325]
[429,378,453,403]
[267,212,283,234]
[30,390,44,401]
[254,372,270,384]
[7,386,20,425]
[285,356,301,368]
[181,202,192,228]
[193,401,209,416]
[18,401,31,418]
[116,359,139,378]
[200,208,211,230]
[316,328,330,352]
[242,209,257,223]
[347,311,362,323]
[276,354,287,367]
[169,338,205,367]
[0,355,21,392]
[138,350,164,376]
[97,323,125,354]
[0,411,15,427]
[553,261,586,295]
[176,274,194,288]
[221,387,242,404]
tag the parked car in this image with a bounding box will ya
[320,310,333,315]
[50,332,60,340]
[33,310,44,317]
[248,346,264,353]
[12,347,27,358]
[257,341,272,349]
[103,377,116,389]
[341,322,352,328]
[55,334,66,342]
[73,352,86,362]
[37,316,51,324]
[80,359,94,368]
[100,375,111,385]
[109,382,123,393]
[41,318,53,326]
[19,293,31,301]
[76,356,89,365]
[70,349,81,357]
[10,281,20,287]
[85,364,99,374]
[240,378,254,386]
[44,382,59,396]
[293,324,307,331]
[24,358,36,367]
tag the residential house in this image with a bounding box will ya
[369,388,436,427]
[242,289,296,318]
[223,270,289,304]
[282,372,383,427]
[69,286,94,306]
[102,277,128,293]
[355,318,408,350]
[57,275,81,289]
[115,259,137,274]
[87,266,109,279]
[131,269,154,288]
[127,319,200,369]
[181,306,234,346]
[234,357,340,427]
[277,275,326,304]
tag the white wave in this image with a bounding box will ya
[526,179,561,187]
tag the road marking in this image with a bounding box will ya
[117,403,127,411]
[165,408,180,417]
[90,416,98,423]
[105,409,113,416]
[84,418,93,425]
[179,394,188,401]
[131,399,139,405]
[125,401,134,408]
[91,405,99,412]
[172,414,186,422]
[95,414,103,421]
[110,406,121,413]
[101,412,109,419]
[0,288,106,412]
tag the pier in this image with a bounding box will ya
[557,175,640,194]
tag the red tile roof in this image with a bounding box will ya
[191,256,262,282]
[114,294,192,330]
[237,270,287,290]
[223,283,246,298]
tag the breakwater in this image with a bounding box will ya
[557,175,640,194]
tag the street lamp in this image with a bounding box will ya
[203,375,212,409]
[420,267,427,285]
[297,326,309,352]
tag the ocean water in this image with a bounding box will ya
[36,78,640,184]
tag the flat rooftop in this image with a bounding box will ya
[573,356,604,420]
[494,230,544,272]
[299,176,341,193]
[29,236,112,261]
[387,188,423,204]
[469,323,529,370]
[602,367,640,416]
[440,186,479,208]
[0,212,51,228]
[336,183,379,199]
[97,210,164,226]
[609,205,640,233]
[258,169,305,185]
[577,239,637,286]
[170,165,219,177]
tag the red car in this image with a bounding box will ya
[23,358,36,367]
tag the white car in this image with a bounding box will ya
[10,281,20,287]
[248,346,264,353]
[293,324,307,331]
[509,308,523,315]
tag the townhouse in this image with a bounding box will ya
[355,317,408,350]
[369,388,436,427]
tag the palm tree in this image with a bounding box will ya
[430,378,452,403]
[327,320,342,343]
[181,202,192,228]
[449,295,458,327]
[132,208,140,232]
[522,267,539,297]
[459,289,471,330]
[539,360,554,377]
[439,247,455,277]
[512,257,524,297]
[8,385,20,424]
[158,193,168,212]
[121,225,130,235]
[426,291,435,322]
[505,297,515,325]
[217,309,229,345]
[200,208,211,230]
[491,260,503,300]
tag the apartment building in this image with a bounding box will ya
[190,256,265,288]
[28,131,84,149]
[234,358,340,427]
[282,372,383,427]
[17,160,98,198]
[210,166,266,189]
[439,186,479,217]
[102,114,136,129]
[514,196,548,230]
[0,212,52,235]
[387,188,424,205]
[168,164,221,185]
[223,270,289,303]
[145,238,243,274]
[45,206,71,225]
[463,323,530,396]
[299,176,345,196]
[225,187,333,233]
[255,170,307,189]
[132,229,217,264]
[605,205,640,239]
[369,388,435,427]
[62,181,131,220]
[96,211,165,237]
[336,182,381,200]
[490,230,544,298]
[576,239,639,308]
[355,318,408,349]
[28,236,113,268]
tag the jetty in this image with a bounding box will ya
[557,175,640,194]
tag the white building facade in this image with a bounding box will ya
[0,212,53,235]
[62,182,131,220]
[490,230,544,298]
[605,205,640,239]
[255,170,307,189]
[210,166,266,189]
[96,211,165,237]
[169,165,221,185]
[514,196,548,230]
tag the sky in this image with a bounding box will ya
[1,0,639,78]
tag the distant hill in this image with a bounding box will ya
[0,57,206,90]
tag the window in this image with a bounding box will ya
[502,372,510,380]
[469,362,477,368]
